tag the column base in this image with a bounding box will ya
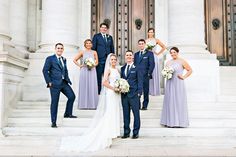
[0,129,4,137]
[37,43,79,54]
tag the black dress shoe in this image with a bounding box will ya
[64,114,77,118]
[141,107,147,110]
[121,134,130,139]
[132,134,139,139]
[51,123,57,128]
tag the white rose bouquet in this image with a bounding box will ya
[145,43,156,51]
[114,78,130,93]
[84,58,95,70]
[161,66,174,80]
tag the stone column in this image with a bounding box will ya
[0,0,11,51]
[0,0,10,136]
[23,0,80,101]
[9,0,28,53]
[167,0,219,101]
[155,0,169,93]
[38,0,78,53]
[168,0,208,53]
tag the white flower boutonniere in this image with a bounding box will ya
[131,64,136,69]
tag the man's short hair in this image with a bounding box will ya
[55,43,64,48]
[138,39,146,43]
[100,23,109,29]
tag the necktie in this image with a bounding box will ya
[103,35,107,42]
[58,57,64,68]
[58,57,65,79]
[126,65,130,76]
[139,51,143,59]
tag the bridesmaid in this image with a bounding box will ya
[146,28,166,96]
[73,39,99,109]
[160,47,192,128]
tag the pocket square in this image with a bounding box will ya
[131,71,136,73]
[143,57,148,59]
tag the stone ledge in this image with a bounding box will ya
[0,51,29,69]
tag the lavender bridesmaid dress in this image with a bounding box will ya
[160,60,189,127]
[147,38,161,96]
[78,50,98,109]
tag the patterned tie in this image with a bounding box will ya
[58,57,63,69]
[58,57,65,79]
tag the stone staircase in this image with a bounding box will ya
[1,67,236,156]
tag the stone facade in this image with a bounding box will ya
[0,0,219,135]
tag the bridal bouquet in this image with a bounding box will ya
[114,78,130,93]
[84,58,95,70]
[161,66,174,80]
[145,43,155,51]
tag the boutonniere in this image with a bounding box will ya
[131,64,136,68]
[62,57,66,62]
[143,50,147,55]
[106,34,110,38]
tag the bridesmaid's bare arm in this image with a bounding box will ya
[93,51,99,66]
[73,51,84,68]
[178,59,192,80]
[102,69,114,90]
[155,39,166,56]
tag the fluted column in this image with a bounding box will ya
[38,0,78,53]
[0,0,11,51]
[168,0,208,53]
[9,0,28,52]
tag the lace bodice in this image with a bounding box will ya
[109,68,120,87]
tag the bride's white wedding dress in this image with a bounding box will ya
[60,67,121,152]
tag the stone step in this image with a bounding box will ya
[0,136,235,148]
[1,136,236,156]
[3,127,236,137]
[7,117,236,128]
[9,109,236,119]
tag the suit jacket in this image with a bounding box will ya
[42,54,72,87]
[134,50,155,77]
[92,33,115,63]
[121,64,143,98]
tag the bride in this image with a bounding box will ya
[60,54,121,152]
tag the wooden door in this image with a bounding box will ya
[91,0,155,63]
[205,0,236,65]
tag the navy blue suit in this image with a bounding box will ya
[42,54,75,124]
[92,33,114,94]
[121,64,143,136]
[134,50,155,108]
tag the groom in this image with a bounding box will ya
[121,50,143,139]
[42,43,77,128]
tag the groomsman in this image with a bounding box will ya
[134,39,155,110]
[42,43,77,128]
[92,23,115,94]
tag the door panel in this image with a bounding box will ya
[91,0,155,63]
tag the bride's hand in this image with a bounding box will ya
[79,65,85,69]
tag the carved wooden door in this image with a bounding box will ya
[91,0,155,63]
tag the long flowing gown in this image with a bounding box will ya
[78,50,98,109]
[160,60,189,127]
[60,68,121,152]
[147,38,161,96]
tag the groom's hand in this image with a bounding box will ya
[148,74,153,79]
